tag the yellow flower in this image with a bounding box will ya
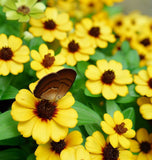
[85,131,133,160]
[137,97,152,120]
[35,131,84,160]
[100,111,135,149]
[29,7,73,42]
[30,43,65,79]
[59,34,95,66]
[130,128,152,160]
[11,89,78,144]
[75,18,116,48]
[0,33,30,76]
[102,0,123,6]
[85,59,133,100]
[134,66,152,97]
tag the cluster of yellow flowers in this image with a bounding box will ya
[0,0,152,160]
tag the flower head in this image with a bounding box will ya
[35,130,84,160]
[130,128,152,159]
[59,34,95,66]
[75,18,116,48]
[85,59,133,100]
[29,7,73,42]
[11,88,78,144]
[85,131,133,160]
[30,43,65,78]
[0,33,30,76]
[134,66,152,97]
[100,111,136,149]
[3,0,46,22]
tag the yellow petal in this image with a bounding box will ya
[130,139,140,153]
[112,84,128,97]
[123,129,135,138]
[86,80,102,95]
[18,116,38,137]
[109,134,118,148]
[96,59,109,73]
[138,70,149,81]
[85,65,101,80]
[108,60,122,71]
[42,30,55,42]
[56,13,69,25]
[140,104,152,120]
[0,34,8,49]
[76,145,91,160]
[7,61,23,75]
[123,119,133,129]
[57,92,75,109]
[96,39,108,48]
[147,66,152,78]
[119,150,133,160]
[15,89,37,109]
[54,30,66,40]
[66,54,77,66]
[49,120,68,142]
[118,135,130,149]
[100,121,115,134]
[65,131,83,147]
[32,119,51,144]
[8,35,22,51]
[137,97,151,106]
[75,52,89,61]
[104,113,115,128]
[81,18,92,30]
[60,148,75,160]
[113,111,124,124]
[135,86,152,97]
[136,128,149,143]
[31,61,43,71]
[45,7,58,20]
[39,44,49,57]
[11,101,35,121]
[54,54,65,65]
[138,152,148,160]
[31,50,42,62]
[29,27,43,36]
[29,18,43,27]
[0,61,9,76]
[134,75,147,85]
[102,85,117,100]
[53,108,78,128]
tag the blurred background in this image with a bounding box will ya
[118,0,152,16]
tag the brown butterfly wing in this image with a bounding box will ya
[33,69,76,101]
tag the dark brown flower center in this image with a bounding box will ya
[17,5,30,15]
[41,53,55,68]
[35,100,57,120]
[140,38,151,47]
[103,143,119,160]
[116,20,122,26]
[148,78,152,89]
[0,47,13,61]
[51,140,66,154]
[140,141,151,153]
[88,2,94,7]
[44,20,56,30]
[139,54,145,60]
[101,70,115,85]
[88,27,100,37]
[68,40,79,53]
[114,122,128,135]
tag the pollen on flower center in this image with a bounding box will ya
[114,122,128,135]
[88,27,100,37]
[41,53,55,68]
[44,20,56,30]
[116,20,123,26]
[68,40,80,53]
[17,5,30,15]
[0,47,13,61]
[140,38,151,46]
[140,141,151,153]
[51,140,66,154]
[103,143,119,160]
[101,70,115,85]
[35,100,57,120]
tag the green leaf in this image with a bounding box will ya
[72,101,102,126]
[0,111,20,140]
[27,154,36,160]
[116,94,137,104]
[122,107,135,127]
[126,50,140,70]
[121,41,130,53]
[84,88,101,97]
[0,148,26,160]
[128,84,140,97]
[90,48,105,61]
[76,61,89,75]
[1,86,18,100]
[106,100,121,117]
[84,123,102,136]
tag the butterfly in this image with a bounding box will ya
[33,68,76,102]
